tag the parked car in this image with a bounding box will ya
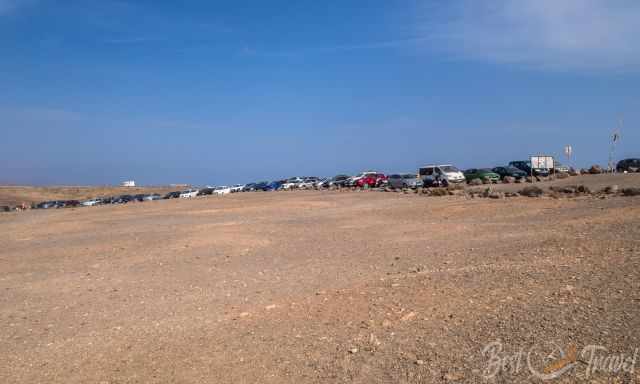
[329,175,351,188]
[509,160,550,177]
[315,178,330,189]
[298,177,320,189]
[112,195,135,204]
[348,172,376,187]
[463,168,501,183]
[266,180,283,191]
[212,186,231,195]
[164,191,180,199]
[492,166,527,180]
[142,194,162,201]
[617,158,640,173]
[198,187,214,196]
[81,198,103,206]
[230,184,244,193]
[388,174,423,189]
[282,177,303,190]
[349,172,385,187]
[355,174,378,188]
[419,165,465,187]
[36,201,58,209]
[553,162,570,173]
[373,173,388,186]
[179,189,199,199]
[252,181,270,191]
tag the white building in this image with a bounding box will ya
[120,180,135,187]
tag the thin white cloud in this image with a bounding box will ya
[424,0,640,70]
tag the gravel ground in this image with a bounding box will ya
[1,175,639,383]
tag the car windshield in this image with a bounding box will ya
[402,174,415,179]
[440,165,459,173]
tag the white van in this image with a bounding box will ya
[418,165,465,186]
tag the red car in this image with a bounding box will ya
[374,173,388,186]
[356,173,387,188]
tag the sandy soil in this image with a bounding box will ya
[1,175,639,383]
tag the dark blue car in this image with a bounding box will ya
[266,181,282,191]
[252,181,270,191]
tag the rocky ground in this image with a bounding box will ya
[1,174,639,383]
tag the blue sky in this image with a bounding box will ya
[1,0,639,185]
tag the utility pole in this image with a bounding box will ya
[564,145,572,170]
[608,118,622,173]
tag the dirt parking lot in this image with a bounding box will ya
[1,175,640,383]
[0,185,177,207]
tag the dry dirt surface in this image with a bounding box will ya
[1,176,640,383]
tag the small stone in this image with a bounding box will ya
[348,347,359,354]
[488,191,504,199]
[520,186,544,197]
[443,372,464,381]
[604,185,619,194]
[400,311,416,322]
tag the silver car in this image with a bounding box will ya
[387,174,423,189]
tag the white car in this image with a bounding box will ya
[282,177,303,190]
[213,186,231,195]
[298,177,320,189]
[230,184,244,193]
[179,189,199,198]
[142,194,162,201]
[81,198,102,206]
